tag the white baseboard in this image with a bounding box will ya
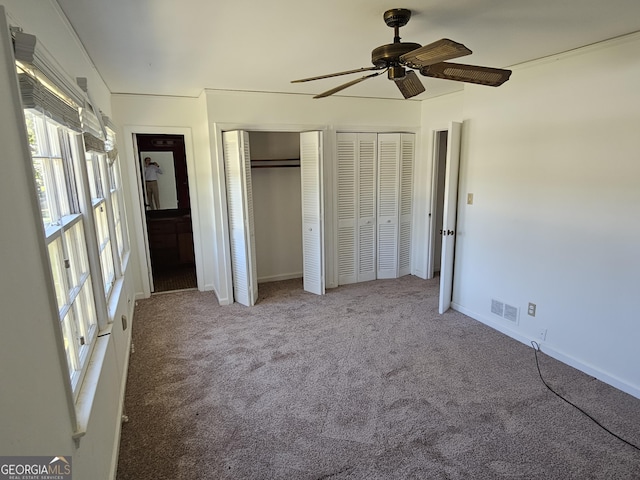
[258,272,302,284]
[109,330,133,480]
[451,302,640,400]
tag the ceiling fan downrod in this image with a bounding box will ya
[374,8,419,79]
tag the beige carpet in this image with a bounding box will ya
[117,276,640,479]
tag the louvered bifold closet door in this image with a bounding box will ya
[398,134,415,277]
[377,134,400,279]
[357,135,377,282]
[300,131,325,295]
[336,133,377,285]
[337,134,357,284]
[223,130,258,306]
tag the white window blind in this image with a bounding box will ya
[18,73,82,132]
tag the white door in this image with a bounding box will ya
[223,130,258,306]
[439,122,462,313]
[377,134,400,279]
[337,133,357,285]
[357,134,377,282]
[134,133,155,293]
[336,133,377,285]
[398,134,415,277]
[300,131,325,295]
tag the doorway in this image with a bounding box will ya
[136,133,197,293]
[222,129,324,306]
[432,130,448,275]
[428,122,462,313]
[249,131,304,285]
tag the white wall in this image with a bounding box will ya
[0,2,135,479]
[428,34,640,397]
[111,93,215,298]
[250,131,303,283]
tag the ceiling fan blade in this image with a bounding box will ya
[313,71,384,99]
[394,70,425,99]
[420,62,512,86]
[400,38,472,69]
[292,66,383,83]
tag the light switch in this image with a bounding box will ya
[467,193,474,205]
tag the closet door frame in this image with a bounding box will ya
[335,131,416,283]
[213,123,331,304]
[336,132,377,285]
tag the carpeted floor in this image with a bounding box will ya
[116,276,640,479]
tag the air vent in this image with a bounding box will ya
[491,299,504,316]
[503,304,519,323]
[491,298,519,324]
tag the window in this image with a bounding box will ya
[107,149,130,270]
[86,151,116,297]
[84,141,130,296]
[25,109,98,394]
[18,46,131,401]
[104,127,129,269]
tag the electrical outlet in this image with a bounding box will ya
[528,302,536,317]
[538,328,547,341]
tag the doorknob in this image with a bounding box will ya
[447,230,455,235]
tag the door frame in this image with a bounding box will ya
[212,122,329,304]
[438,122,462,313]
[332,125,421,287]
[122,125,201,298]
[427,128,449,279]
[425,122,462,312]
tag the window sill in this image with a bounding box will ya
[71,326,111,444]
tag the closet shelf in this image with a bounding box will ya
[251,158,300,168]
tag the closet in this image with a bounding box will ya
[337,132,414,285]
[250,131,303,284]
[223,130,324,306]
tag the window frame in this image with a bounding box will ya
[25,109,100,398]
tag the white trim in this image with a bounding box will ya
[212,122,330,304]
[509,30,640,72]
[72,330,110,442]
[121,125,202,299]
[451,302,640,400]
[107,288,135,480]
[257,272,303,284]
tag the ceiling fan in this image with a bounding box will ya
[292,8,512,99]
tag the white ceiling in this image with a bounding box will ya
[55,0,640,101]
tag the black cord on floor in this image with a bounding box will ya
[530,341,640,452]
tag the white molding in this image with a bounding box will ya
[451,303,640,400]
[258,272,303,284]
[509,30,640,71]
[121,125,202,297]
[212,122,332,305]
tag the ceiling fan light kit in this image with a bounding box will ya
[292,8,512,99]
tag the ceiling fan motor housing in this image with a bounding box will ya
[371,42,421,69]
[373,9,420,73]
[383,8,412,28]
